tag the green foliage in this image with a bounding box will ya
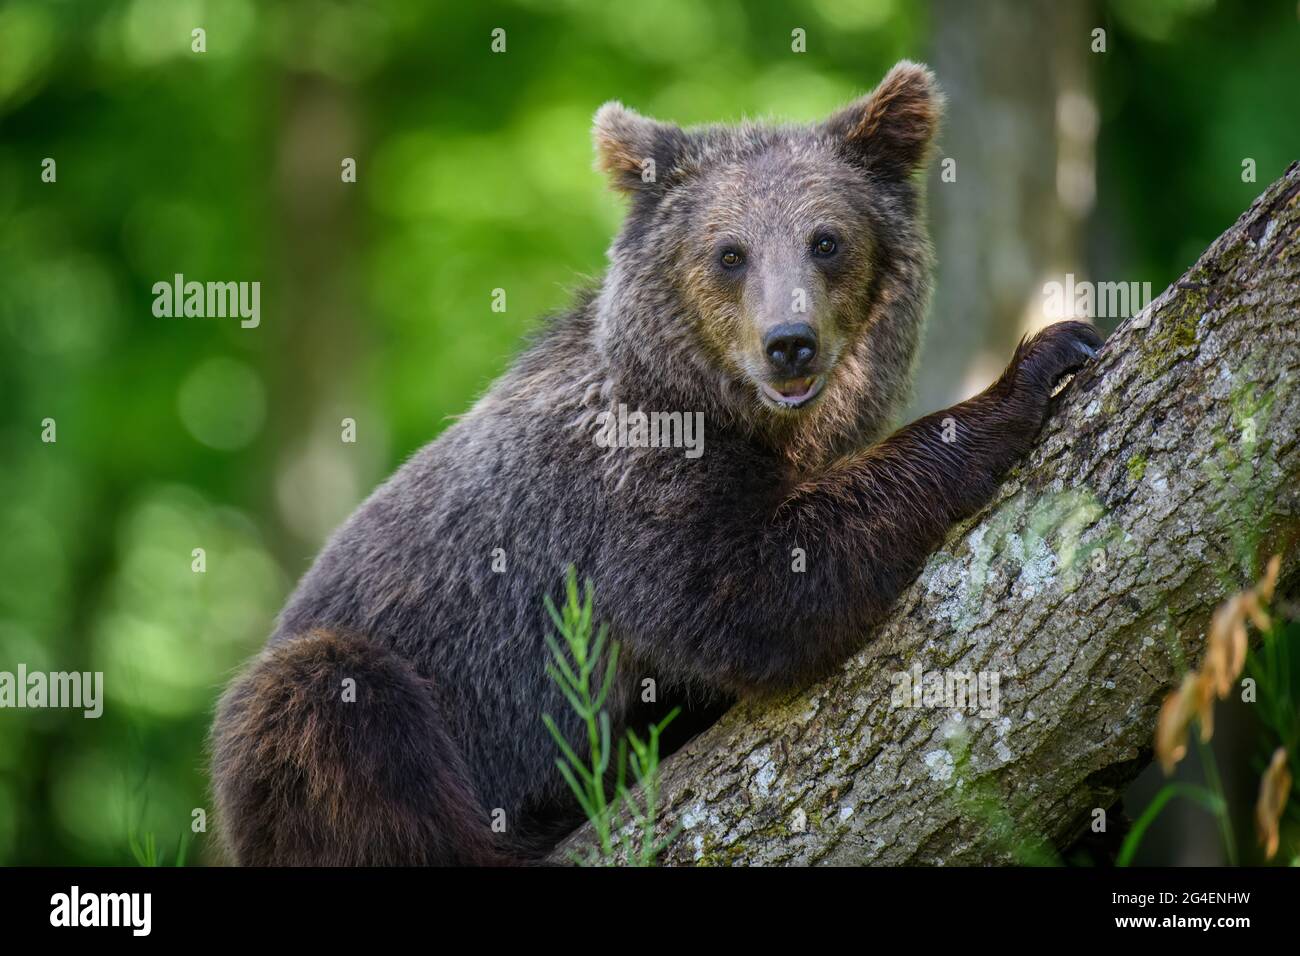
[1251,619,1299,755]
[1099,0,1300,294]
[128,829,190,868]
[1122,599,1300,866]
[0,0,1295,865]
[541,567,678,866]
[1116,783,1224,868]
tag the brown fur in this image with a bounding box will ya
[212,629,505,865]
[210,61,1102,866]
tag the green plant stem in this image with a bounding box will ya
[1195,734,1238,866]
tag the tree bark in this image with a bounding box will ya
[552,163,1300,866]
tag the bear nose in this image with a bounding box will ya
[763,323,818,376]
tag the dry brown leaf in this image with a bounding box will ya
[1255,747,1292,860]
[1258,554,1282,603]
[1156,673,1200,774]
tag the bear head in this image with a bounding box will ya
[591,61,943,468]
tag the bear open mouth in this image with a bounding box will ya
[759,375,826,409]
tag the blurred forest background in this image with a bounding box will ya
[0,0,1297,865]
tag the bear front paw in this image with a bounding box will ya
[1010,320,1103,398]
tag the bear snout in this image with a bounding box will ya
[763,322,818,377]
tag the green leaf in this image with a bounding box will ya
[1118,782,1224,867]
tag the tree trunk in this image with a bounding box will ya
[913,0,1095,418]
[552,163,1300,866]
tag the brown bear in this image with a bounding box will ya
[210,61,1102,865]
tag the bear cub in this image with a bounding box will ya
[211,61,1102,865]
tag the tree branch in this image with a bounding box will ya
[554,163,1300,865]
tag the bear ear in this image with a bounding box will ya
[593,101,688,196]
[823,61,943,180]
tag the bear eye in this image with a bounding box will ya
[812,235,837,257]
[719,248,744,269]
